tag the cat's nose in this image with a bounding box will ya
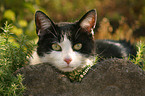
[64,58,72,64]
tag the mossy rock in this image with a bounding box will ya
[15,58,145,96]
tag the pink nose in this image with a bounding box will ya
[64,58,72,64]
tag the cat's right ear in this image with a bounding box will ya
[78,9,97,35]
[35,11,55,35]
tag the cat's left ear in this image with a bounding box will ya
[35,11,55,36]
[78,9,97,34]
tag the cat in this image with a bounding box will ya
[30,9,136,72]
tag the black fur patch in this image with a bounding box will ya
[95,40,136,60]
[35,9,136,60]
[35,10,96,57]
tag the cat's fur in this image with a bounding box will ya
[30,9,136,72]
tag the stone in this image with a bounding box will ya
[15,58,145,96]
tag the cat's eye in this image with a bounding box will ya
[73,43,82,50]
[52,43,61,51]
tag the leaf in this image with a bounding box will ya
[3,10,16,21]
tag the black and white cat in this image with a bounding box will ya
[30,9,136,72]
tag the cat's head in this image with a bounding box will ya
[35,9,97,72]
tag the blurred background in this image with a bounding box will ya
[0,0,145,43]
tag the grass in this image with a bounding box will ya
[0,22,34,96]
[131,41,145,70]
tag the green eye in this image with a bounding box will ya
[52,43,61,51]
[73,43,82,50]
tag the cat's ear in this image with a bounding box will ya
[35,11,55,35]
[78,9,97,34]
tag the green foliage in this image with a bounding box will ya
[0,22,34,96]
[66,64,92,82]
[131,41,145,70]
[66,56,98,82]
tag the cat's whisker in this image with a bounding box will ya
[60,33,64,42]
[74,28,81,40]
[51,23,58,37]
[46,29,58,39]
[96,48,109,60]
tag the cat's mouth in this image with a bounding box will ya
[61,66,75,72]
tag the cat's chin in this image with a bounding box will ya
[59,67,76,72]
